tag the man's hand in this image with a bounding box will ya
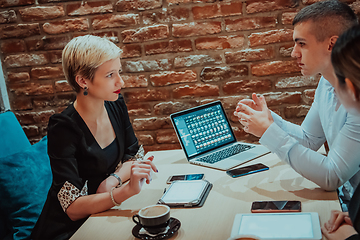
[322,223,357,240]
[234,93,274,137]
[323,210,352,233]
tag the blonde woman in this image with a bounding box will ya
[32,35,157,240]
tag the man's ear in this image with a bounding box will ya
[75,75,87,89]
[345,78,360,102]
[328,35,338,51]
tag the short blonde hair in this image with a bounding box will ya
[62,35,122,92]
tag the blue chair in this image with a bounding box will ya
[0,111,52,240]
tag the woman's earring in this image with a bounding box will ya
[83,86,88,96]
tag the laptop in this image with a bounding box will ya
[170,100,270,170]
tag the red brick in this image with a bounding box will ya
[92,14,139,30]
[172,22,221,37]
[145,40,192,55]
[127,103,152,116]
[150,70,196,87]
[200,65,248,82]
[11,98,33,110]
[249,29,293,47]
[0,0,34,7]
[0,10,17,24]
[94,31,119,43]
[302,0,322,4]
[25,36,70,51]
[132,116,172,130]
[31,66,64,80]
[275,75,320,89]
[143,7,189,25]
[55,80,73,92]
[23,125,39,138]
[174,53,222,68]
[173,84,219,98]
[167,0,191,5]
[116,0,162,11]
[217,96,250,110]
[282,11,298,25]
[121,24,169,43]
[222,79,272,95]
[32,96,56,108]
[122,75,148,88]
[195,35,245,50]
[124,89,170,103]
[43,18,89,35]
[67,1,113,16]
[279,43,294,57]
[4,53,48,68]
[246,0,298,14]
[7,71,30,83]
[0,23,40,39]
[19,6,64,21]
[303,89,315,104]
[192,2,242,20]
[1,39,26,54]
[16,110,55,124]
[55,93,76,107]
[153,101,199,115]
[225,47,275,63]
[123,59,171,73]
[284,105,310,118]
[10,83,54,96]
[49,51,62,64]
[121,44,142,58]
[156,129,178,144]
[251,60,300,76]
[136,133,155,145]
[264,91,302,106]
[225,16,277,32]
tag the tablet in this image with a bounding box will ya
[230,212,322,240]
[159,180,210,206]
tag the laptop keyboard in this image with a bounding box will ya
[197,144,254,164]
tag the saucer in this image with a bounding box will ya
[132,217,181,240]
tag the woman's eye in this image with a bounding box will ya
[107,73,113,78]
[299,42,305,47]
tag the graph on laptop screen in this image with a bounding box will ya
[173,103,235,158]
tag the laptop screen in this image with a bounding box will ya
[171,101,236,159]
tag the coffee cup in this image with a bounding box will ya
[132,204,170,234]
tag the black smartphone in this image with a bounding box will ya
[166,173,205,184]
[226,163,269,178]
[251,200,302,213]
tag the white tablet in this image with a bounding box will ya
[159,180,210,206]
[230,212,322,240]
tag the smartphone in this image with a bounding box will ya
[166,173,205,184]
[251,200,301,213]
[226,163,269,178]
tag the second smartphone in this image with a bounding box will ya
[226,163,269,178]
[166,173,204,184]
[251,200,301,213]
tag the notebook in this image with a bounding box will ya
[170,100,270,170]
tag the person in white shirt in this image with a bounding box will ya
[234,0,360,211]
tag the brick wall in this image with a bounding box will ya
[1,0,359,151]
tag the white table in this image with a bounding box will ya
[70,149,340,240]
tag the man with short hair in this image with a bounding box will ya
[234,0,360,211]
